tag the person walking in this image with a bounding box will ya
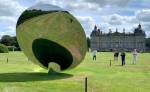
[92,50,97,61]
[121,50,126,66]
[132,49,138,64]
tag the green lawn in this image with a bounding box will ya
[0,52,150,92]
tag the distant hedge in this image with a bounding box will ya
[0,44,9,53]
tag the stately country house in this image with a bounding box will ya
[90,24,146,52]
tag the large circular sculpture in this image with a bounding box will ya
[16,3,87,72]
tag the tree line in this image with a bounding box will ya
[0,35,20,52]
[146,38,150,48]
[0,35,150,52]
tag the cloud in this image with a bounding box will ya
[65,2,101,11]
[76,16,96,36]
[142,23,150,37]
[98,13,143,34]
[0,0,26,38]
[84,0,132,7]
[97,22,110,32]
[101,14,123,25]
[136,9,150,22]
[101,14,138,26]
[35,0,72,7]
[109,14,123,25]
[135,9,150,36]
[0,0,149,38]
[0,0,26,17]
[123,16,138,23]
[5,26,16,35]
[56,0,131,11]
[0,16,17,25]
[0,26,16,38]
[36,0,132,8]
[0,16,16,37]
[142,22,150,31]
[35,0,132,14]
[35,0,55,5]
[36,0,101,11]
[77,16,95,28]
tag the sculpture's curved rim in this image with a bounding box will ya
[16,3,68,27]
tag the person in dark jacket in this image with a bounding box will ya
[121,50,126,66]
[114,50,119,61]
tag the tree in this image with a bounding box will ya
[0,35,21,51]
[11,36,20,51]
[146,38,150,47]
[0,44,8,53]
[0,35,14,46]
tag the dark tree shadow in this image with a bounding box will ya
[0,72,73,82]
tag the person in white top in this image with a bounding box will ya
[92,50,97,61]
[132,49,138,64]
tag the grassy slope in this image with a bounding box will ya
[0,52,150,92]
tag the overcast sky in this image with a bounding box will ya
[0,0,150,38]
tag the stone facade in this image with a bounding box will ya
[90,24,146,52]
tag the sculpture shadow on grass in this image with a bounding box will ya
[0,72,73,82]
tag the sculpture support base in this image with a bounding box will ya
[48,62,61,74]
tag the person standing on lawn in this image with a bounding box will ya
[121,50,126,66]
[132,49,138,64]
[92,50,97,61]
[114,50,119,61]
